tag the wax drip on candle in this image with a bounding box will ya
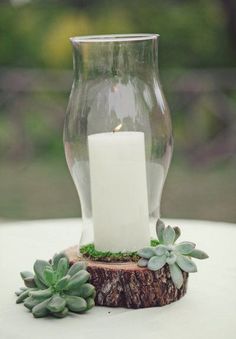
[113,123,122,133]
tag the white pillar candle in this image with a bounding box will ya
[88,131,150,252]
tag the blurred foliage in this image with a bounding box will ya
[0,0,235,69]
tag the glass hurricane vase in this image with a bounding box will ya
[64,34,173,251]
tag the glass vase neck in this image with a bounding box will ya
[70,34,159,80]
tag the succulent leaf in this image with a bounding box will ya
[66,270,90,290]
[163,226,176,245]
[154,244,167,256]
[47,295,66,313]
[66,296,87,313]
[15,290,23,296]
[20,287,27,291]
[24,296,42,310]
[68,261,87,276]
[86,298,95,310]
[55,275,70,291]
[137,247,155,259]
[29,288,53,300]
[137,258,148,267]
[169,263,184,289]
[34,260,51,286]
[15,287,28,296]
[52,253,67,270]
[189,249,209,259]
[16,290,29,304]
[44,267,55,286]
[65,289,81,297]
[91,289,96,299]
[34,275,47,289]
[52,307,69,318]
[23,277,37,288]
[173,227,181,241]
[176,255,197,273]
[166,253,177,265]
[79,283,96,299]
[175,241,196,255]
[156,219,165,243]
[32,298,51,318]
[20,271,34,280]
[148,255,166,271]
[56,257,69,280]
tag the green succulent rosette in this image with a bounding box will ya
[137,220,209,289]
[15,253,96,318]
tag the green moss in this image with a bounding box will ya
[151,239,159,247]
[80,239,159,262]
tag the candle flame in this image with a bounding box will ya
[113,123,122,133]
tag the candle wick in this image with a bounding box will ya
[113,124,122,133]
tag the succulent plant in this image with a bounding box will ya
[15,253,96,318]
[137,219,209,289]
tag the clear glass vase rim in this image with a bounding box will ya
[70,34,159,43]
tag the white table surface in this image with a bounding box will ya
[0,218,235,339]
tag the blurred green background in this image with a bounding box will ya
[0,0,235,222]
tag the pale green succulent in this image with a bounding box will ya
[15,253,96,318]
[137,219,209,289]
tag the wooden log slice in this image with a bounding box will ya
[65,245,188,309]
